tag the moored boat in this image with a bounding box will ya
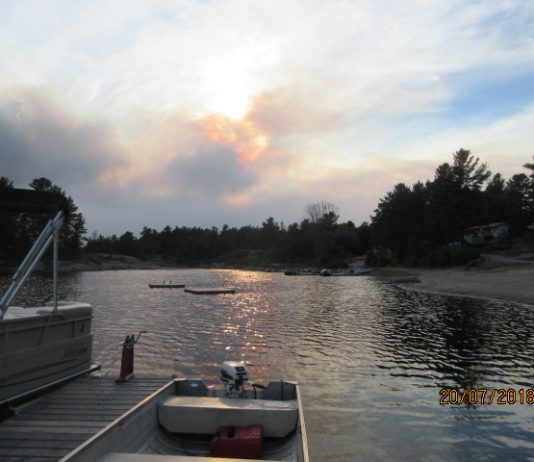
[60,361,309,462]
[0,189,96,406]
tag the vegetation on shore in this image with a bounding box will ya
[84,203,371,268]
[369,149,534,267]
[2,148,534,269]
[0,176,86,260]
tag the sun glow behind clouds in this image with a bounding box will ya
[197,114,270,163]
[193,37,279,120]
[201,54,255,119]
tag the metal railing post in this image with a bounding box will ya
[53,224,59,313]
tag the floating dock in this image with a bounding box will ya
[184,287,236,295]
[148,283,185,288]
[0,376,169,462]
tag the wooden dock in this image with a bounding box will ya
[0,376,170,461]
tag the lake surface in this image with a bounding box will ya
[3,268,534,461]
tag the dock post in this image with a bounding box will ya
[116,335,134,383]
[115,331,147,384]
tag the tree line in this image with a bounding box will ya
[85,149,534,267]
[369,149,534,266]
[0,176,86,259]
[85,203,372,266]
[2,148,533,268]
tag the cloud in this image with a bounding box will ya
[168,145,258,196]
[248,86,349,137]
[1,1,534,234]
[91,110,269,201]
[195,114,270,163]
[0,88,127,189]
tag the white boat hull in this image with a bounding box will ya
[0,303,93,403]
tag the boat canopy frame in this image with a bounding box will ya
[0,189,70,319]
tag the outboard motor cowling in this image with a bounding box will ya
[220,361,266,398]
[220,361,249,397]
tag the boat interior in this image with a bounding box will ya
[61,379,308,462]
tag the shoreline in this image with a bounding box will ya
[381,264,534,306]
[0,254,289,275]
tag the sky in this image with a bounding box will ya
[1,0,534,235]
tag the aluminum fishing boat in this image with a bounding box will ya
[0,188,95,407]
[60,361,309,462]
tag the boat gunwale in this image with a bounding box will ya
[295,382,310,462]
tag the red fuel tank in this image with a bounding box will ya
[211,425,264,459]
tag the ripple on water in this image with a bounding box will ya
[2,269,534,462]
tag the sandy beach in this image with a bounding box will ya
[391,257,534,305]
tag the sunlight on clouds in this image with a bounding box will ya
[222,192,253,207]
[93,109,271,198]
[196,114,270,163]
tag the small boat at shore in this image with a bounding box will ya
[60,361,309,462]
[0,189,96,407]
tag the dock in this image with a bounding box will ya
[184,287,236,295]
[0,376,169,461]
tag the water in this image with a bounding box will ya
[3,269,534,461]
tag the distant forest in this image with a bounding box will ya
[1,149,534,267]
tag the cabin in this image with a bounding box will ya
[464,222,510,247]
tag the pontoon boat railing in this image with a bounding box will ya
[0,211,64,319]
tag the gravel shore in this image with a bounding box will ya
[395,259,534,305]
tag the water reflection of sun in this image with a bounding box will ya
[220,271,272,371]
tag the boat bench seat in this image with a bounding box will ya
[100,453,278,462]
[159,396,298,438]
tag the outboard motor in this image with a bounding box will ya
[220,361,266,398]
[220,361,249,397]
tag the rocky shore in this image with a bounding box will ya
[0,253,180,275]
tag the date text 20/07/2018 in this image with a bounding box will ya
[439,388,534,405]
